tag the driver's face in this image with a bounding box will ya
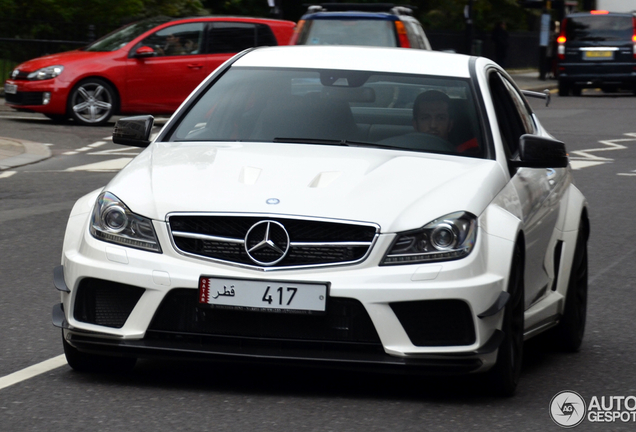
[413,101,453,140]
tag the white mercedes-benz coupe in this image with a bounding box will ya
[53,45,588,396]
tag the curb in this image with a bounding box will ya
[0,137,51,170]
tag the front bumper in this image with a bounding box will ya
[558,63,636,88]
[54,215,515,374]
[3,79,68,114]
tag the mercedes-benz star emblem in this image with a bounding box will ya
[244,220,290,266]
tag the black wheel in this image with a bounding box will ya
[62,331,136,373]
[550,221,588,352]
[571,86,582,96]
[488,242,524,397]
[558,80,570,96]
[67,78,117,126]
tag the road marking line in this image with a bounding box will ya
[0,171,16,179]
[88,141,107,148]
[62,151,79,155]
[0,355,67,391]
[64,157,133,172]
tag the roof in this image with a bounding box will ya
[233,45,473,78]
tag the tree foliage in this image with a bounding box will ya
[0,0,540,40]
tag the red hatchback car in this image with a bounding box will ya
[3,16,295,125]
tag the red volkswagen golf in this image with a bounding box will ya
[3,16,295,125]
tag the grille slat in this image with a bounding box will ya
[149,289,381,346]
[169,215,378,268]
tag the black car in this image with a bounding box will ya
[557,11,636,96]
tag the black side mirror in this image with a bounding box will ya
[510,134,568,169]
[113,115,154,148]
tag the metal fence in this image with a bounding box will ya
[0,19,114,84]
[0,24,544,86]
[427,30,542,69]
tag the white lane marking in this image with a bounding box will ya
[0,355,67,391]
[570,161,607,170]
[0,171,16,179]
[88,141,107,148]
[64,157,133,172]
[0,115,49,121]
[88,147,140,156]
[569,132,636,172]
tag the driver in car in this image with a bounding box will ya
[412,90,478,153]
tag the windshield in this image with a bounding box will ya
[565,15,634,42]
[84,17,172,52]
[169,67,486,158]
[298,19,397,47]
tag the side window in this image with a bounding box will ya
[488,71,529,157]
[138,23,204,56]
[207,22,277,54]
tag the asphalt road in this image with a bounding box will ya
[1,89,636,431]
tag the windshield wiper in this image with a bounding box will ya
[272,137,397,150]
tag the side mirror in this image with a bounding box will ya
[113,115,154,148]
[134,46,156,58]
[511,134,568,169]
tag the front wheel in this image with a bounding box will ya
[62,331,136,373]
[487,242,525,397]
[67,78,117,126]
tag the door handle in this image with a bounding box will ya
[187,64,203,70]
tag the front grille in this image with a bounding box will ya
[148,288,381,346]
[169,215,378,268]
[73,278,145,328]
[5,92,44,105]
[390,300,476,347]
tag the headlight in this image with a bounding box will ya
[381,212,477,265]
[27,65,64,80]
[90,192,161,253]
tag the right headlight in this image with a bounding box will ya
[90,192,162,253]
[381,212,477,265]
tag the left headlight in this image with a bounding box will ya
[27,65,64,80]
[90,191,162,253]
[381,212,477,265]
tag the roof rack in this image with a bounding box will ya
[305,3,415,16]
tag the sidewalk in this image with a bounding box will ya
[0,70,556,170]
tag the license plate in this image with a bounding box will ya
[4,83,17,94]
[584,51,613,59]
[199,276,328,314]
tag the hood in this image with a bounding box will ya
[15,50,110,72]
[106,142,507,233]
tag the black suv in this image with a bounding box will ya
[557,11,636,96]
[290,3,431,50]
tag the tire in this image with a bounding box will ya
[558,80,570,96]
[488,242,525,397]
[571,86,582,97]
[67,78,117,126]
[62,331,136,373]
[550,222,588,352]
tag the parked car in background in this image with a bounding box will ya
[53,45,588,396]
[3,16,295,125]
[290,3,431,49]
[556,10,636,96]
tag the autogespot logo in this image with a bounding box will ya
[550,391,587,428]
